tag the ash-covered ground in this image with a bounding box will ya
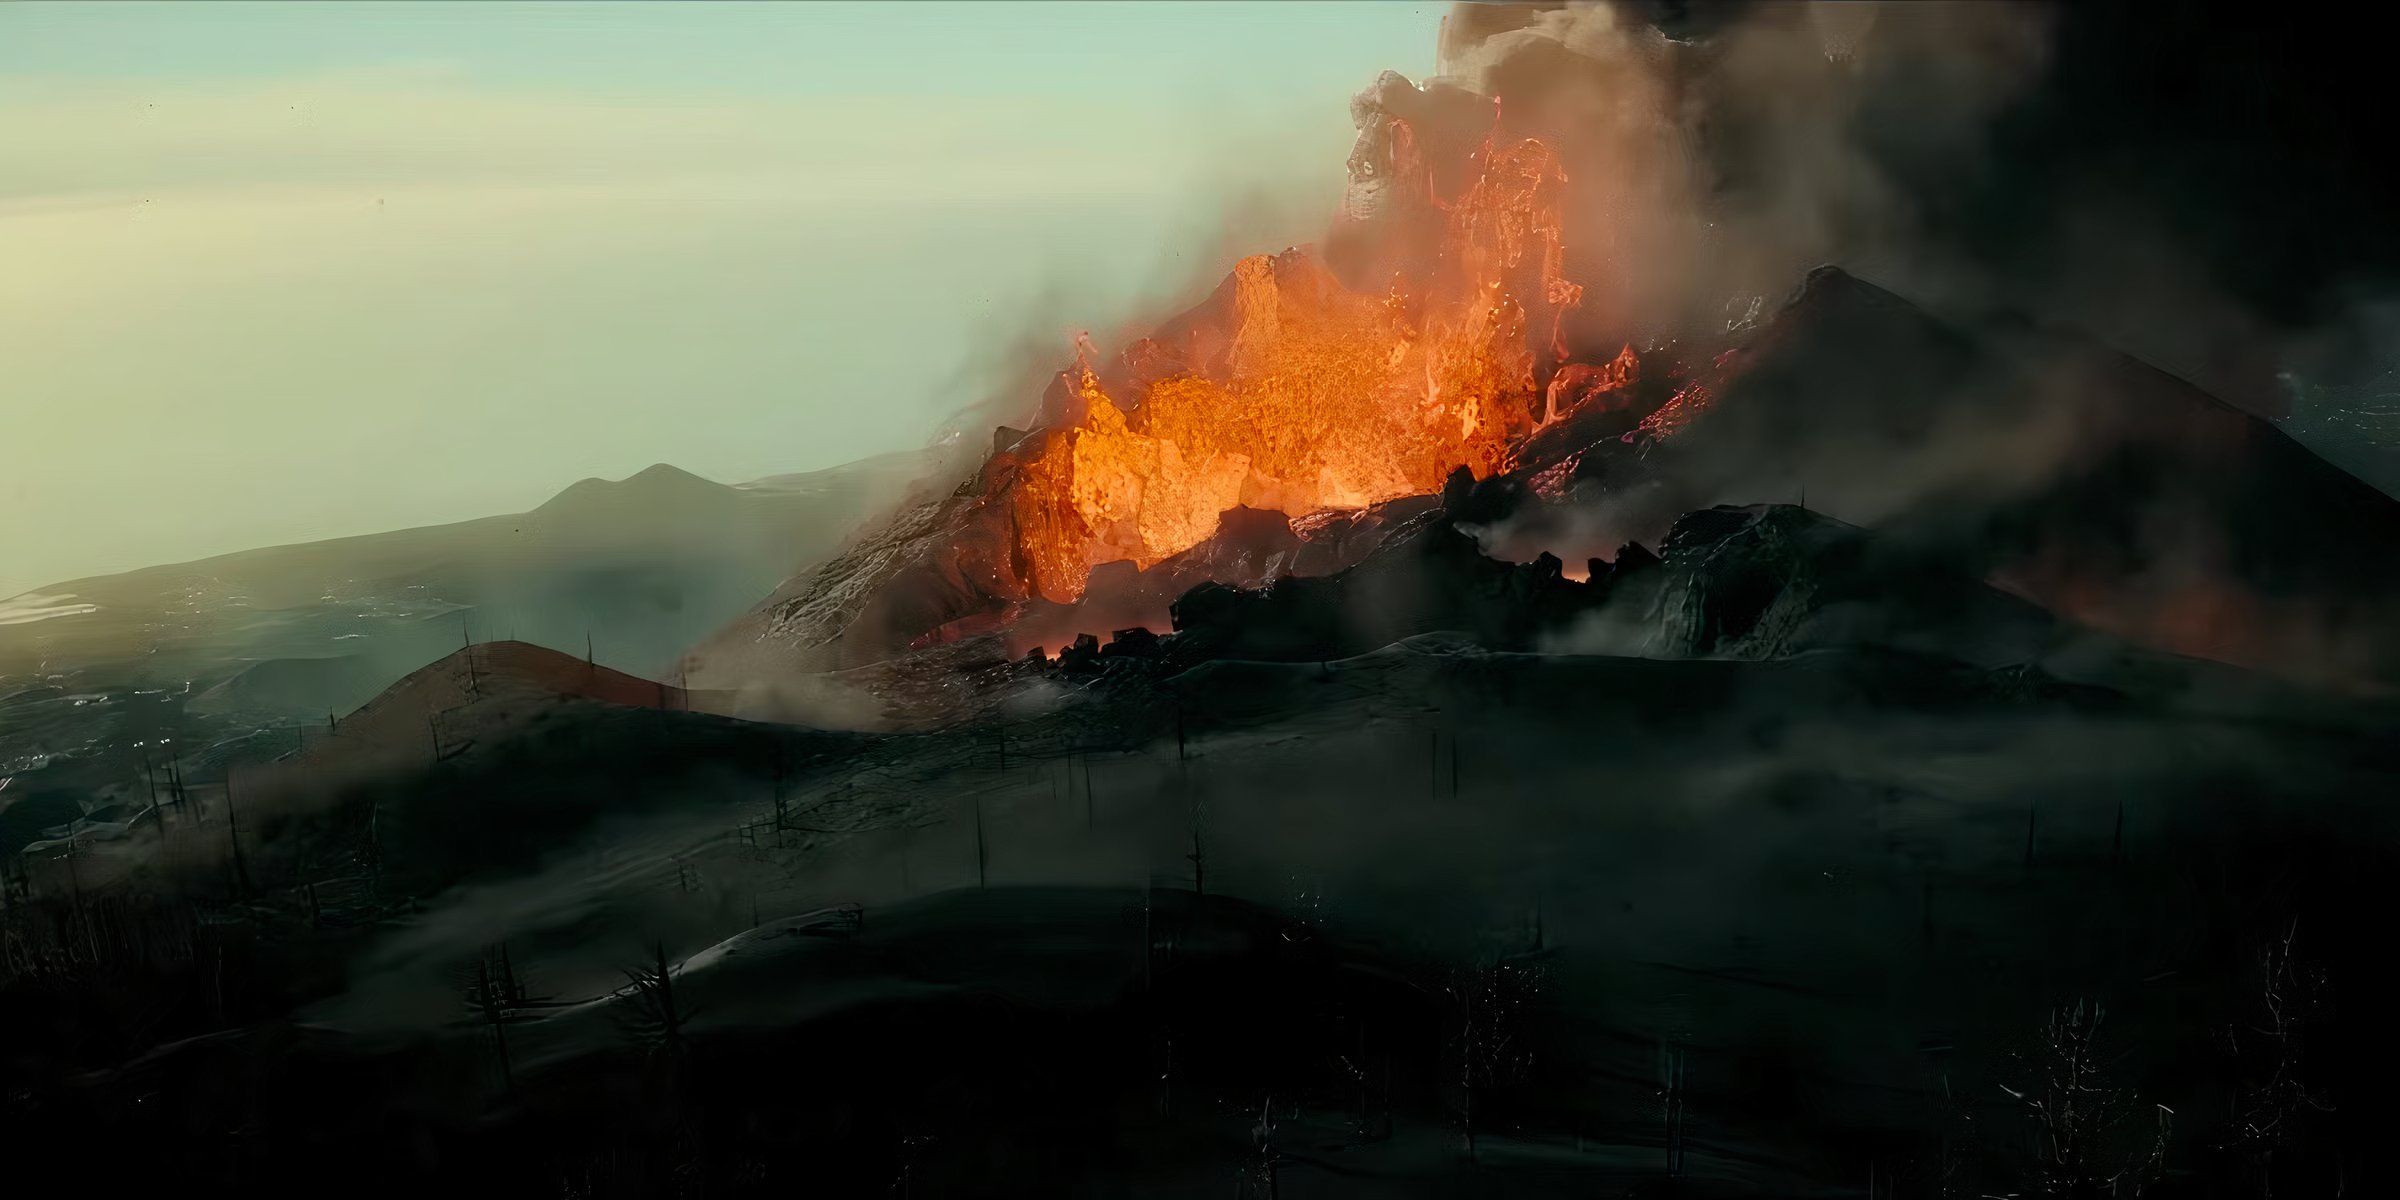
[8,485,2395,1196]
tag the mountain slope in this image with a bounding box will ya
[1655,267,2400,680]
[0,452,932,718]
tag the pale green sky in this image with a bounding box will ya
[0,1,1441,597]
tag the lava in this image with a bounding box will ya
[1009,134,1593,603]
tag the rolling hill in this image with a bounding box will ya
[0,452,933,721]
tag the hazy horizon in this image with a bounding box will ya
[1,1,1439,597]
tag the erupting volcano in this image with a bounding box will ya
[689,65,1753,682]
[1010,132,1591,604]
[24,7,2400,1196]
[691,24,2400,706]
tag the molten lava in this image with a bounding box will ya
[1011,135,1591,603]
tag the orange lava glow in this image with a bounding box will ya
[1012,136,1590,602]
[1629,380,1713,443]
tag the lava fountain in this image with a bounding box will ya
[1007,133,1594,603]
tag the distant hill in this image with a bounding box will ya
[214,638,866,894]
[0,450,934,720]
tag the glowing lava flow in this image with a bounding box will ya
[1012,136,1589,603]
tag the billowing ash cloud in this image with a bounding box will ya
[1346,1,2400,420]
[1327,2,2050,357]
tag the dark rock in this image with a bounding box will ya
[1647,504,2062,665]
[1056,633,1103,675]
[1291,494,1442,575]
[1443,472,1529,526]
[1440,465,1476,516]
[1102,627,1161,659]
[1168,581,1245,635]
[1167,512,1603,662]
[1582,541,1661,594]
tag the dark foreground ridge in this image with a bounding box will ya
[10,463,2397,1194]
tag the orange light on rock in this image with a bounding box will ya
[1012,136,1588,602]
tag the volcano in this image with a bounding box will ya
[17,7,2400,1197]
[685,74,1679,693]
[690,247,2400,721]
[681,36,2400,717]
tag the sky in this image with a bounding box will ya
[0,1,1441,597]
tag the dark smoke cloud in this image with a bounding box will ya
[1420,1,2400,417]
[1390,2,2052,353]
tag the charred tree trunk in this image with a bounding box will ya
[973,793,987,889]
[224,774,254,900]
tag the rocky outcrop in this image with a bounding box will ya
[1163,511,1608,663]
[1641,504,2064,665]
[1655,267,2400,681]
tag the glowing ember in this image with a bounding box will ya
[1013,135,1588,602]
[1629,380,1713,443]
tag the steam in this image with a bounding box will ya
[1394,0,2398,432]
[1393,2,2048,350]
